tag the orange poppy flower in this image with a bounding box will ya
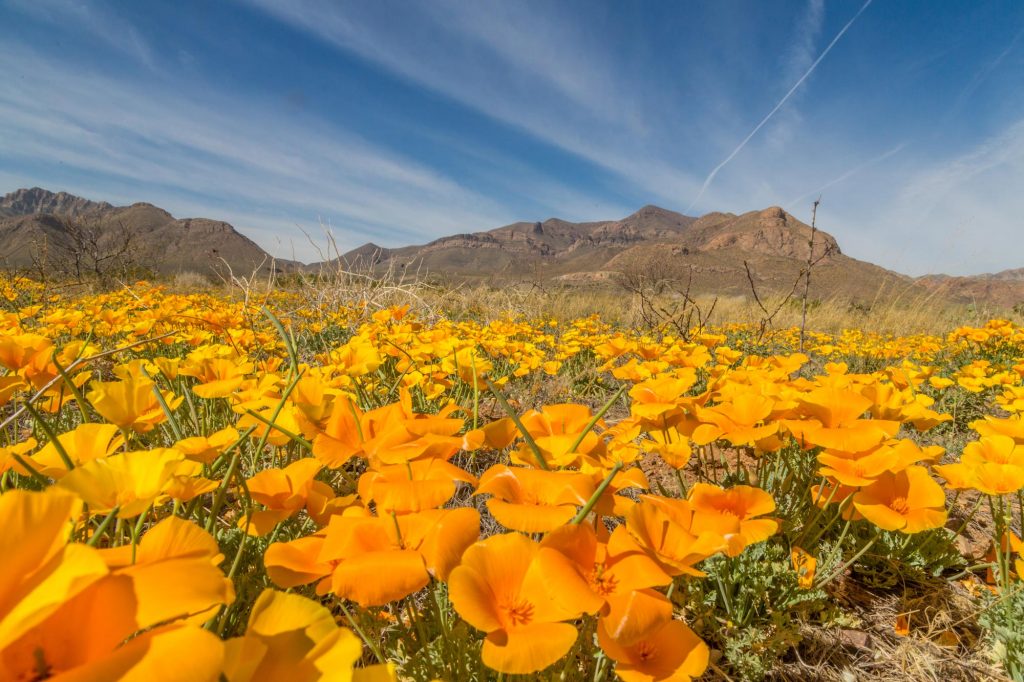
[692,393,780,450]
[972,416,1024,445]
[358,459,476,514]
[475,464,595,532]
[87,375,183,433]
[852,466,947,533]
[514,403,606,468]
[175,426,241,465]
[243,458,324,535]
[223,589,395,682]
[963,434,1024,466]
[312,396,369,467]
[624,496,727,576]
[181,357,254,399]
[264,533,335,589]
[0,375,26,408]
[791,547,817,589]
[785,388,899,452]
[935,435,1024,495]
[0,437,37,476]
[816,448,894,487]
[629,371,697,423]
[641,426,693,470]
[541,524,674,645]
[314,395,466,469]
[0,332,52,372]
[99,516,237,627]
[317,508,480,606]
[961,462,1024,496]
[58,448,194,518]
[597,617,709,682]
[0,490,229,681]
[688,483,779,556]
[448,532,596,674]
[28,423,124,477]
[586,467,650,524]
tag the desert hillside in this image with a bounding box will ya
[2,187,1021,308]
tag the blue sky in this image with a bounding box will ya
[1,0,1023,275]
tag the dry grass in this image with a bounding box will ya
[774,573,1006,682]
[154,256,1021,337]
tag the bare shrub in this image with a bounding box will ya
[30,215,150,288]
[612,250,716,340]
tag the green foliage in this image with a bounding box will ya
[981,587,1024,681]
[851,528,966,588]
[683,542,832,681]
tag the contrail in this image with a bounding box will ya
[785,142,906,209]
[686,0,874,212]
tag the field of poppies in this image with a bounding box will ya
[2,277,1023,681]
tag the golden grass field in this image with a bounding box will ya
[2,272,1023,681]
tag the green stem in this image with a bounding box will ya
[24,402,74,471]
[51,354,90,423]
[484,378,549,470]
[339,600,385,664]
[797,483,843,549]
[142,367,184,441]
[262,307,299,378]
[11,453,48,486]
[243,409,313,450]
[675,469,688,498]
[207,426,257,477]
[566,384,628,456]
[251,369,307,455]
[206,445,244,533]
[814,535,877,589]
[86,506,121,547]
[571,461,624,524]
[130,504,151,563]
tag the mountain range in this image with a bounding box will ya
[0,187,301,278]
[1,187,1021,307]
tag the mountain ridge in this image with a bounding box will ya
[1,187,1020,306]
[0,188,301,277]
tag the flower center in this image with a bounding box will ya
[890,496,910,514]
[502,598,535,627]
[587,563,619,596]
[636,640,657,661]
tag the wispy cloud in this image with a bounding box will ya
[785,143,906,209]
[686,0,874,212]
[836,118,1024,275]
[238,0,707,206]
[0,46,533,260]
[6,0,156,68]
[946,25,1024,121]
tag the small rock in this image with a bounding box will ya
[838,628,870,650]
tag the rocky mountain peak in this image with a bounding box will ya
[757,206,787,227]
[0,187,113,217]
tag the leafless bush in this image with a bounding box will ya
[288,226,456,325]
[29,215,148,288]
[745,198,834,346]
[612,250,716,341]
[212,253,277,315]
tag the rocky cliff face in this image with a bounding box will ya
[698,207,839,261]
[0,187,113,218]
[0,188,291,276]
[916,267,1024,308]
[342,204,841,269]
